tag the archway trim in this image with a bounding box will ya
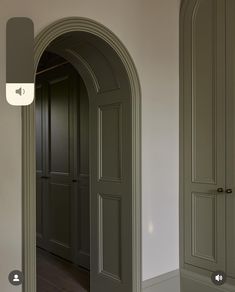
[22,17,142,292]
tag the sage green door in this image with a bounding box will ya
[183,0,226,272]
[36,64,79,261]
[226,0,235,279]
[89,73,132,292]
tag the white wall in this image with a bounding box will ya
[0,0,180,290]
[141,1,180,280]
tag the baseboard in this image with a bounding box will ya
[76,250,90,270]
[181,269,235,292]
[142,269,180,292]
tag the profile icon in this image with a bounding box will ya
[13,274,20,282]
[8,270,23,286]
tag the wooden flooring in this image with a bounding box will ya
[37,248,90,292]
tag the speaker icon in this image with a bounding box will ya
[215,274,223,282]
[6,83,34,106]
[211,271,226,286]
[15,87,25,96]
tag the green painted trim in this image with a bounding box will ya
[22,17,142,292]
[22,105,36,292]
[179,0,187,272]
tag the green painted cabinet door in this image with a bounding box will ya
[36,64,90,267]
[36,64,79,261]
[44,65,78,261]
[90,83,132,291]
[183,0,226,272]
[226,0,235,280]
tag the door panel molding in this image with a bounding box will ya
[191,0,217,185]
[98,103,123,183]
[191,192,217,262]
[98,193,122,281]
[22,17,141,292]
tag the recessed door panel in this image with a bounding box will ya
[36,85,43,173]
[48,182,72,259]
[191,193,216,261]
[191,0,216,184]
[79,81,89,176]
[98,104,122,182]
[36,179,43,241]
[77,181,90,268]
[98,194,121,280]
[49,77,70,175]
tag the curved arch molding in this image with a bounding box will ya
[22,17,141,292]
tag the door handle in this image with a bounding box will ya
[72,179,77,183]
[226,189,233,194]
[41,176,50,179]
[217,188,224,193]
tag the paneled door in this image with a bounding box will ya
[90,74,132,291]
[226,0,235,279]
[183,0,226,272]
[36,64,79,261]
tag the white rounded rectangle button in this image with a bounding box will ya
[6,83,35,106]
[6,18,34,106]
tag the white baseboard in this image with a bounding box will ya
[142,269,180,292]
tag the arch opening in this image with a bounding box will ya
[22,17,141,292]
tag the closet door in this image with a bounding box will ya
[45,65,78,261]
[226,0,235,280]
[36,78,48,250]
[36,64,79,261]
[183,0,226,271]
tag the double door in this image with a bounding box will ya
[36,63,90,269]
[182,0,235,282]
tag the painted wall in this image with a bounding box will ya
[0,0,180,290]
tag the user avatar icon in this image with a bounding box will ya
[13,274,20,282]
[8,270,23,285]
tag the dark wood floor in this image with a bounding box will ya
[37,248,90,292]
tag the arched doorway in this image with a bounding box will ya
[22,18,141,292]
